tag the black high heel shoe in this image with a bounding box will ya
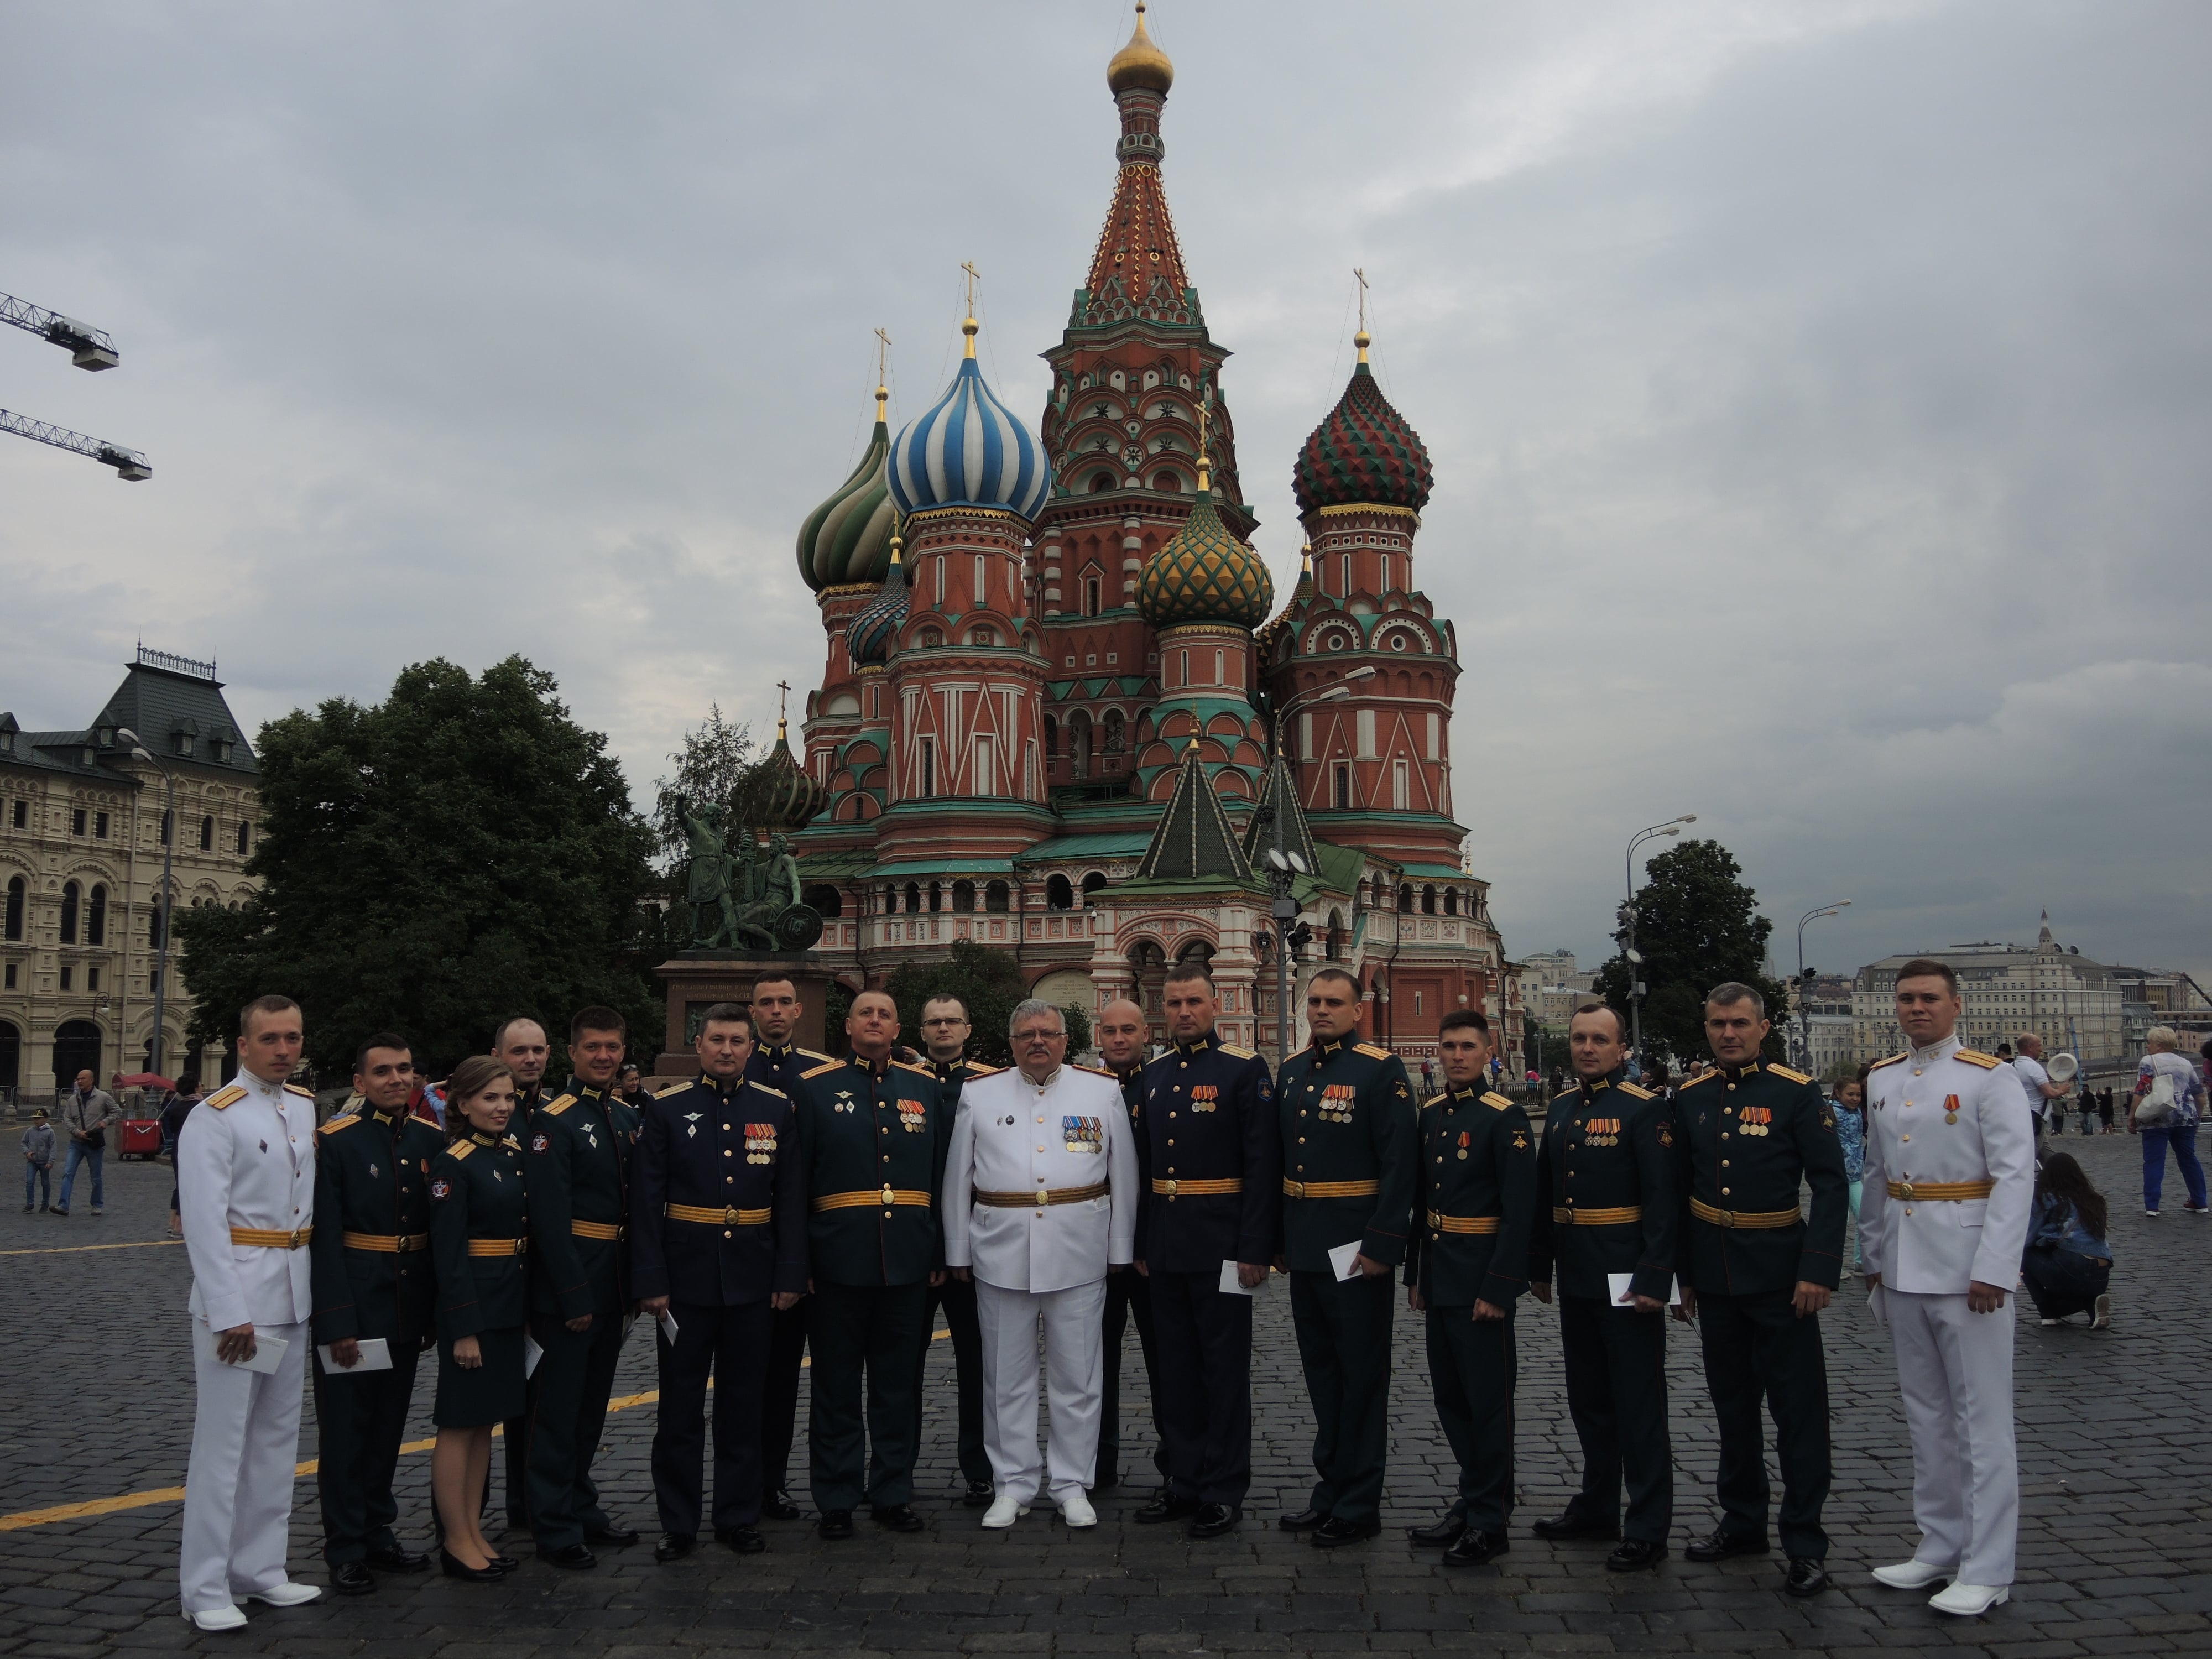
[486,1553,520,1574]
[439,1546,505,1583]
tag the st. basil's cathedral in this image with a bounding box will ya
[777,8,1519,1071]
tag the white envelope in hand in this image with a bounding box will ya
[1219,1259,1259,1296]
[659,1311,680,1344]
[200,1326,288,1375]
[1327,1241,1364,1282]
[1606,1272,1683,1308]
[317,1337,393,1375]
[523,1334,545,1378]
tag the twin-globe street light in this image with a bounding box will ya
[1795,900,1853,1073]
[1619,816,1697,1062]
[116,729,176,1078]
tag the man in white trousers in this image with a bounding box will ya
[176,995,322,1631]
[1860,959,2036,1617]
[942,999,1138,1531]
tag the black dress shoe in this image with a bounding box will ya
[1685,1529,1770,1562]
[962,1479,996,1509]
[1187,1504,1240,1540]
[1310,1516,1381,1548]
[1278,1507,1326,1532]
[486,1553,519,1574]
[716,1526,766,1554]
[764,1489,804,1521]
[1093,1467,1120,1491]
[443,1547,510,1581]
[871,1504,926,1533]
[1442,1528,1510,1567]
[331,1561,376,1596]
[1134,1493,1198,1525]
[1407,1513,1468,1547]
[654,1533,695,1563]
[539,1542,598,1570]
[1783,1557,1830,1598]
[364,1544,429,1573]
[1532,1509,1620,1542]
[585,1524,640,1547]
[818,1510,855,1541]
[1605,1538,1667,1572]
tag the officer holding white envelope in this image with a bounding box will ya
[942,999,1137,1532]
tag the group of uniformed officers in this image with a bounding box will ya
[176,953,2031,1628]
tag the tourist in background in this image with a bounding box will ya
[2097,1085,2115,1135]
[21,1108,55,1213]
[54,1068,117,1217]
[2021,1153,2110,1329]
[2127,1025,2206,1217]
[1833,1072,1867,1279]
[2077,1082,2099,1141]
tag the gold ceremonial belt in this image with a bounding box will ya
[570,1219,627,1241]
[340,1230,431,1253]
[1885,1178,1996,1202]
[1150,1177,1243,1198]
[467,1237,528,1258]
[665,1203,772,1227]
[1689,1198,1802,1230]
[814,1188,931,1212]
[1283,1179,1380,1199]
[1549,1206,1642,1226]
[229,1225,313,1249]
[975,1182,1109,1209]
[1426,1212,1502,1235]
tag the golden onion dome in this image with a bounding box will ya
[1107,2,1174,96]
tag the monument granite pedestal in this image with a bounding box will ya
[653,952,838,1079]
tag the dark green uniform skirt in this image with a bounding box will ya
[434,1326,527,1428]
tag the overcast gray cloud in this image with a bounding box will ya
[4,1,2206,979]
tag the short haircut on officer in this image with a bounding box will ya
[698,1002,752,1036]
[922,994,969,1021]
[1893,957,1960,994]
[1008,998,1067,1039]
[1705,982,1766,1018]
[570,1005,627,1045]
[1439,1008,1490,1039]
[1570,1000,1629,1041]
[1164,960,1216,992]
[492,1016,545,1052]
[751,974,797,1001]
[239,993,300,1037]
[354,1031,413,1075]
[1306,966,1360,998]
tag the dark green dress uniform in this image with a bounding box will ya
[1095,1061,1164,1490]
[1405,1085,1537,1537]
[521,1079,639,1551]
[308,1104,445,1567]
[429,1130,529,1427]
[1133,1033,1281,1511]
[1527,1071,1679,1545]
[1675,1060,1848,1559]
[790,1052,951,1517]
[1275,1036,1418,1529]
[630,1072,807,1538]
[912,1056,999,1494]
[747,1040,834,1508]
[502,1077,562,1530]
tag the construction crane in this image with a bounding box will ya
[1,286,149,479]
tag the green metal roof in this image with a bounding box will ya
[1016,832,1154,864]
[867,858,1017,878]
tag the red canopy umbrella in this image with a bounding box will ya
[112,1071,178,1092]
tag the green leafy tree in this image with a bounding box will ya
[1592,839,1791,1067]
[176,657,660,1082]
[649,703,755,868]
[881,939,1093,1068]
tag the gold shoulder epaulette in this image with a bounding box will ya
[1221,1044,1258,1060]
[797,1047,834,1063]
[891,1058,936,1078]
[285,1083,315,1099]
[1618,1081,1656,1100]
[963,1062,1005,1078]
[1867,1051,1908,1072]
[1482,1091,1514,1110]
[1768,1062,1814,1085]
[654,1081,691,1099]
[1354,1042,1391,1061]
[1422,1093,1449,1110]
[746,1081,788,1099]
[1679,1071,1718,1089]
[502,1134,521,1149]
[448,1140,475,1160]
[317,1114,359,1136]
[541,1093,576,1117]
[1075,1063,1120,1079]
[799,1060,843,1081]
[1955,1048,2002,1070]
[204,1083,247,1110]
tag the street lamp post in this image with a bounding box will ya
[1620,816,1697,1065]
[118,731,176,1078]
[1794,901,1852,1073]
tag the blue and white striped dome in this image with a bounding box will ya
[888,323,1052,523]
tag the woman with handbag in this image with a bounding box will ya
[2127,1026,2207,1217]
[2020,1154,2111,1328]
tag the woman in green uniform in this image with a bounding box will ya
[429,1056,529,1579]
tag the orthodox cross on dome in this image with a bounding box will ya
[873,326,891,417]
[776,680,793,735]
[1195,396,1212,491]
[959,262,982,357]
[1354,267,1371,363]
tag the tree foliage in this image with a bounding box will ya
[1592,838,1791,1067]
[176,657,660,1081]
[648,703,755,869]
[880,939,1093,1068]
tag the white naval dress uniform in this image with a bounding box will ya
[176,1070,318,1616]
[942,1064,1138,1507]
[1860,1033,2035,1587]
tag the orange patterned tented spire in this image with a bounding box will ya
[1081,4,1198,328]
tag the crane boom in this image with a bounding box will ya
[0,407,150,479]
[0,291,119,369]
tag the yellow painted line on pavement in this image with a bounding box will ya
[0,1238,184,1257]
[0,1327,948,1531]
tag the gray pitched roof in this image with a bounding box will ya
[1134,741,1251,883]
[1240,751,1322,877]
[0,658,257,780]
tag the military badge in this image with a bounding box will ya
[430,1178,451,1199]
[1511,1132,1529,1151]
[1063,1115,1103,1154]
[531,1133,550,1153]
[898,1099,928,1132]
[368,1162,379,1180]
[1656,1121,1674,1149]
[1319,1083,1358,1124]
[745,1121,778,1165]
[1944,1093,1960,1125]
[1456,1129,1471,1161]
[1583,1117,1621,1146]
[1190,1084,1220,1113]
[1738,1105,1772,1136]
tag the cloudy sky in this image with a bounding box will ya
[6,2,2208,981]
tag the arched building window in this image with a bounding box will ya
[1081,871,1108,905]
[3,876,23,942]
[1422,885,1437,915]
[927,881,943,914]
[199,815,215,851]
[60,881,80,945]
[1443,888,1459,916]
[86,884,107,946]
[952,879,976,914]
[802,884,843,919]
[1046,874,1074,911]
[1397,883,1414,912]
[985,880,1010,914]
[904,881,922,914]
[1102,709,1126,756]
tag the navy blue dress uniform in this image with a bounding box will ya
[1404,1084,1537,1546]
[630,1071,807,1542]
[1274,1036,1418,1536]
[428,1129,530,1427]
[1674,1059,1848,1564]
[1095,1061,1164,1490]
[501,1075,562,1530]
[912,1055,999,1498]
[1132,1033,1281,1519]
[1527,1070,1680,1549]
[308,1102,446,1573]
[747,1039,833,1512]
[790,1052,951,1523]
[520,1079,639,1553]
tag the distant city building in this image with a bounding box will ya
[1850,912,2125,1073]
[2104,965,2212,1052]
[1520,948,1578,985]
[0,648,260,1102]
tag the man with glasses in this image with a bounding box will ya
[943,1001,1136,1530]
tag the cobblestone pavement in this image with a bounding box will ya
[2,1128,2207,1657]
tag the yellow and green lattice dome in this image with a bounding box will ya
[1139,484,1274,630]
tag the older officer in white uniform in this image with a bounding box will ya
[1860,959,2035,1617]
[943,999,1138,1532]
[176,995,323,1631]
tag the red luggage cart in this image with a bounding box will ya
[117,1119,165,1161]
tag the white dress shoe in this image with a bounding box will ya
[1928,1581,2008,1616]
[980,1494,1031,1529]
[181,1606,248,1632]
[1060,1493,1098,1529]
[242,1582,321,1608]
[1871,1558,1955,1590]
